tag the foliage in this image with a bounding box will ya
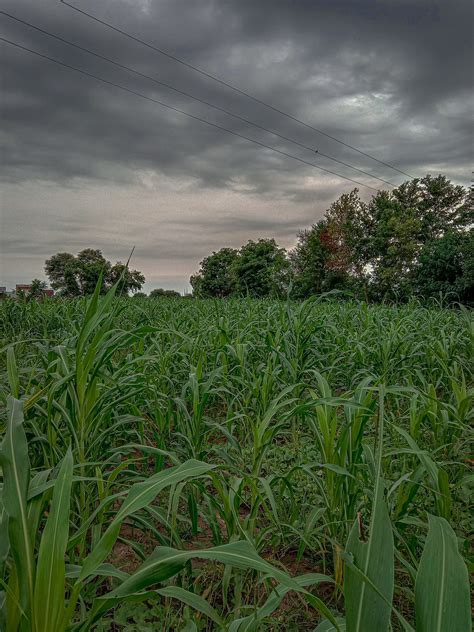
[290,213,360,299]
[45,248,145,296]
[149,288,181,298]
[344,175,471,301]
[191,241,290,299]
[27,279,48,301]
[414,230,473,304]
[233,239,290,298]
[191,175,472,304]
[0,281,471,630]
[190,248,239,298]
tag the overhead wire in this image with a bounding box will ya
[59,0,415,179]
[0,36,381,191]
[0,10,396,188]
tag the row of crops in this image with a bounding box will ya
[0,286,472,630]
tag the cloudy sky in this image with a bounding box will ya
[1,0,472,292]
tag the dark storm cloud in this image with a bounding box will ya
[1,0,472,290]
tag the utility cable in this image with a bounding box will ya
[1,36,380,191]
[59,0,415,179]
[0,10,395,187]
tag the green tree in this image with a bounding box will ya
[191,248,238,298]
[45,250,145,296]
[291,190,368,298]
[414,230,474,304]
[45,252,80,296]
[361,189,421,300]
[289,175,470,302]
[109,262,146,295]
[234,239,289,298]
[149,288,181,298]
[359,175,471,300]
[290,221,331,298]
[189,274,203,298]
[27,279,47,301]
[76,249,111,295]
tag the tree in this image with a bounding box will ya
[109,262,146,295]
[76,249,111,295]
[322,189,367,280]
[189,274,203,298]
[414,230,473,304]
[234,239,289,298]
[360,189,422,300]
[133,292,147,298]
[190,248,238,298]
[149,288,181,298]
[45,249,145,296]
[290,221,331,298]
[359,175,471,300]
[409,174,470,240]
[45,252,80,296]
[289,175,471,302]
[291,191,368,298]
[28,279,47,301]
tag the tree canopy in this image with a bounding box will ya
[414,230,473,303]
[190,174,473,304]
[45,249,145,296]
[191,240,290,299]
[234,239,289,298]
[149,288,181,298]
[190,248,238,298]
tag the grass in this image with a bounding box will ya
[0,291,472,631]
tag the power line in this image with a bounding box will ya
[0,10,396,188]
[59,0,415,179]
[1,36,381,191]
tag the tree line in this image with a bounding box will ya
[38,174,472,303]
[190,174,473,304]
[44,249,145,296]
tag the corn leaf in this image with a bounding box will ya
[415,514,471,632]
[33,448,73,632]
[156,586,225,627]
[97,541,338,628]
[0,397,34,621]
[344,389,394,632]
[78,459,215,580]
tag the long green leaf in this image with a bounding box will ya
[229,573,333,632]
[156,586,225,627]
[415,514,471,632]
[0,397,34,621]
[344,388,394,632]
[6,347,19,398]
[78,459,214,580]
[33,448,73,632]
[96,541,338,628]
[0,495,10,569]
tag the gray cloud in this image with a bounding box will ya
[1,0,472,291]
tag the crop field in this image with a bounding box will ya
[0,288,472,631]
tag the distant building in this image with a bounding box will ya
[14,284,54,298]
[0,286,15,298]
[15,284,31,294]
[0,284,54,299]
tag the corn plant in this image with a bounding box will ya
[1,397,340,631]
[0,287,471,630]
[338,388,471,632]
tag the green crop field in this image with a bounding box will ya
[0,288,472,631]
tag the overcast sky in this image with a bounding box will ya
[1,0,472,292]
